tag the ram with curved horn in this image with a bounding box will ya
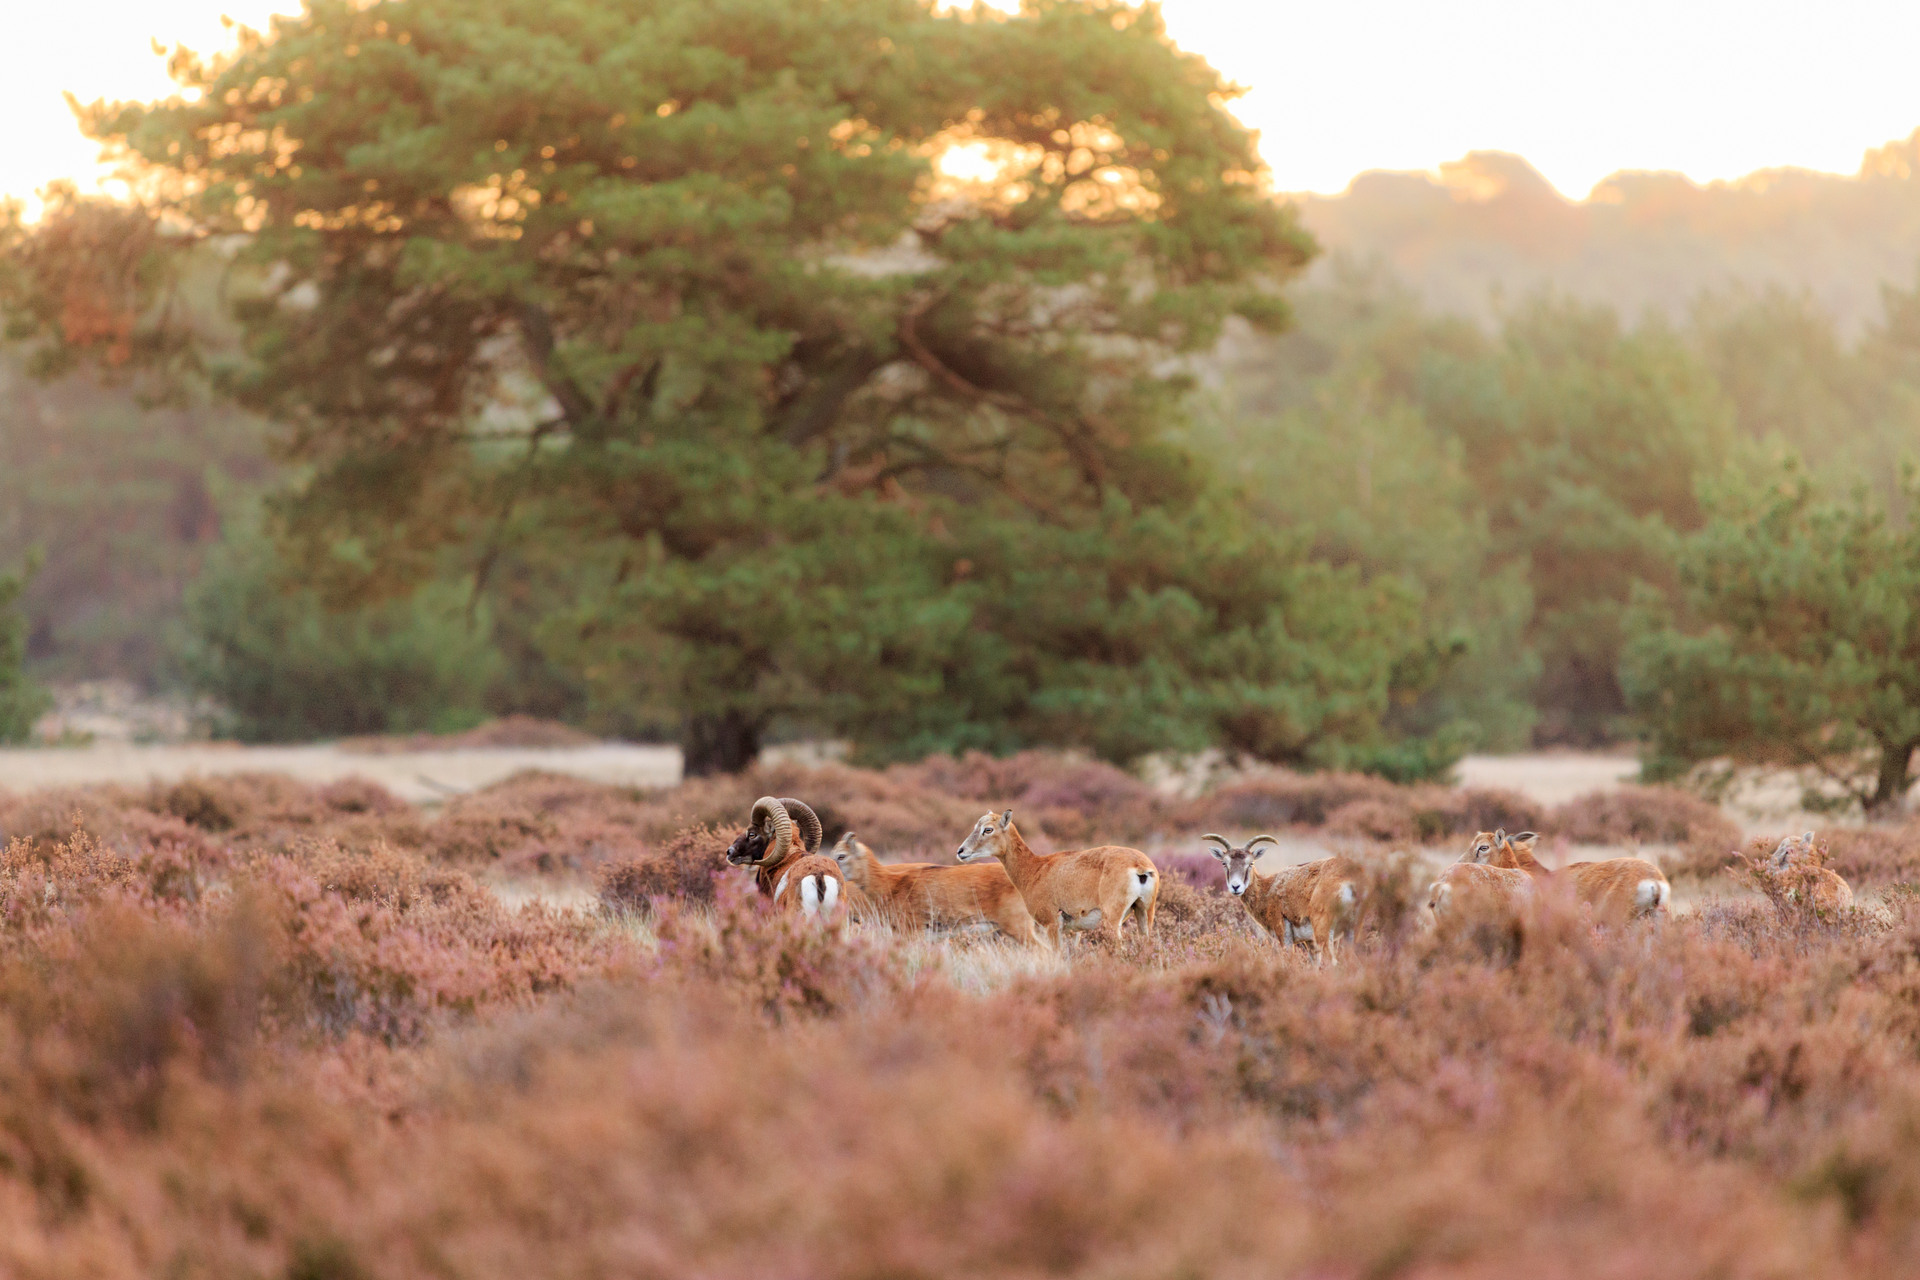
[726,797,845,919]
[1203,833,1363,965]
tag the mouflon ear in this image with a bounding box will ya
[1512,831,1537,844]
[999,808,1013,830]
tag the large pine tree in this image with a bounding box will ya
[7,0,1440,772]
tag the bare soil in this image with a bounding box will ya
[0,741,682,803]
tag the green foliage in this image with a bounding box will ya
[1423,297,1735,742]
[1202,270,1751,750]
[1195,267,1540,756]
[181,534,500,742]
[25,3,1919,772]
[1692,284,1920,514]
[9,0,1467,776]
[1622,463,1920,811]
[0,560,50,743]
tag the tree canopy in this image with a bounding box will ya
[3,0,1462,772]
[1623,464,1920,811]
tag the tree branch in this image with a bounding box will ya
[517,301,595,427]
[897,290,1107,497]
[466,416,561,623]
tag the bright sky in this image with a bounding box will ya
[7,0,1920,206]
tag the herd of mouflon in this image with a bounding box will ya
[725,795,1854,955]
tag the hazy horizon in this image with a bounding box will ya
[9,0,1920,209]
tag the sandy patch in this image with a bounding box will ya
[0,742,682,804]
[1453,751,1640,805]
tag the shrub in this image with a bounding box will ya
[1726,836,1853,931]
[937,752,1166,839]
[1821,824,1920,888]
[596,825,728,911]
[179,534,500,742]
[1192,773,1543,849]
[6,773,1920,1274]
[1548,785,1742,878]
[650,878,893,1023]
[1153,848,1223,893]
[1187,771,1400,831]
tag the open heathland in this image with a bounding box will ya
[0,758,1915,1273]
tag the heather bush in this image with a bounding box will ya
[1451,785,1550,837]
[1147,873,1245,944]
[896,751,1169,845]
[1547,784,1741,877]
[426,771,662,873]
[1153,848,1222,892]
[596,825,728,912]
[1188,771,1542,845]
[1822,823,1920,887]
[650,877,895,1023]
[8,796,1920,1273]
[1188,770,1399,830]
[1322,796,1420,843]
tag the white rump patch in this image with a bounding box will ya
[797,874,841,918]
[1636,879,1670,913]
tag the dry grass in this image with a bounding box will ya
[10,754,1920,1271]
[4,756,1920,1276]
[1550,784,1744,878]
[0,752,1824,897]
[1,802,1919,1275]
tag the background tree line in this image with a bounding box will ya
[6,0,1920,799]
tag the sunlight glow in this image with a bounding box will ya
[4,1,297,214]
[935,142,1003,185]
[6,1,1920,207]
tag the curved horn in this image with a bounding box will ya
[781,799,823,854]
[1246,834,1280,850]
[1201,833,1233,850]
[750,796,795,863]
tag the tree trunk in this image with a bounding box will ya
[683,710,762,777]
[1868,739,1918,814]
